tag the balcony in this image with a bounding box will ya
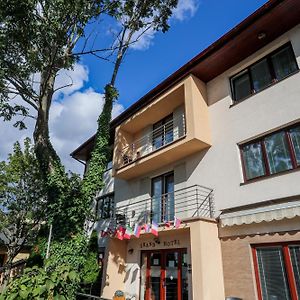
[113,75,212,180]
[115,113,186,169]
[113,185,214,228]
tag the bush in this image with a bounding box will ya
[0,265,80,300]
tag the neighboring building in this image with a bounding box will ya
[71,0,300,299]
[0,245,30,285]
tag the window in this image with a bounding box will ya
[240,124,300,181]
[231,43,298,102]
[151,172,174,223]
[96,193,114,219]
[152,114,174,150]
[253,244,300,300]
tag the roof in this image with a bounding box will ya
[71,0,300,161]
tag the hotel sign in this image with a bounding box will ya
[140,239,181,249]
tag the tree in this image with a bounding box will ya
[82,0,178,209]
[0,0,118,232]
[0,0,179,296]
[0,138,46,286]
[0,0,179,231]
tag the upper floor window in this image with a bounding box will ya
[231,43,298,103]
[240,124,300,181]
[152,114,174,150]
[96,193,114,219]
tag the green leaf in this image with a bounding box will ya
[19,290,29,299]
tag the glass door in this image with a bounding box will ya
[151,172,174,224]
[141,249,188,300]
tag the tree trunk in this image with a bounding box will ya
[33,69,60,177]
[1,247,18,289]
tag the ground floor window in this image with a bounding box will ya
[141,249,188,300]
[252,243,300,300]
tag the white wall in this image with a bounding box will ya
[113,24,300,214]
[195,24,300,211]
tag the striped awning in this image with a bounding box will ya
[220,200,300,227]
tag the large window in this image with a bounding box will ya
[152,114,174,150]
[240,124,300,181]
[253,244,300,300]
[96,193,114,219]
[231,43,298,102]
[151,172,174,224]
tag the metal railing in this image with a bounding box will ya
[112,185,214,228]
[76,292,110,300]
[117,113,186,169]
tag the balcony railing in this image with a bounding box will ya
[112,185,214,228]
[117,113,186,169]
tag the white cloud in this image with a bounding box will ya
[130,28,156,51]
[173,0,199,21]
[129,0,199,51]
[0,64,124,174]
[54,64,89,98]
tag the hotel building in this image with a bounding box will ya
[71,1,300,299]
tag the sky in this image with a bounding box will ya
[0,0,267,174]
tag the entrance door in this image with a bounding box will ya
[141,249,188,300]
[151,172,174,224]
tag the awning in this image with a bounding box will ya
[220,200,300,227]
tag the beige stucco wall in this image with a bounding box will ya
[219,216,300,300]
[101,220,224,300]
[112,24,300,218]
[101,238,127,299]
[190,220,225,300]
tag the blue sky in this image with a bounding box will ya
[1,0,268,174]
[81,0,267,109]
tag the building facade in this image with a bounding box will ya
[71,1,300,299]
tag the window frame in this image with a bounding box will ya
[96,192,114,220]
[240,123,300,183]
[151,171,174,224]
[252,242,300,300]
[230,42,299,103]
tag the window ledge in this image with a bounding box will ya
[240,166,300,186]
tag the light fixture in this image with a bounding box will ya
[128,248,134,255]
[257,32,266,40]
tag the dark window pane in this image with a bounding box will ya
[242,142,266,180]
[0,255,5,267]
[272,45,298,80]
[181,253,189,300]
[232,71,251,101]
[250,58,273,92]
[152,177,163,224]
[166,252,179,300]
[164,115,174,145]
[150,253,161,300]
[152,114,174,150]
[289,245,300,297]
[264,132,293,174]
[153,120,164,149]
[98,194,114,219]
[290,126,300,165]
[256,247,291,300]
